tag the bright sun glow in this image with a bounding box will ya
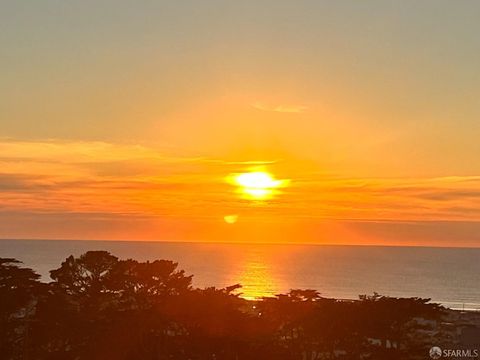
[234,172,282,189]
[229,171,289,200]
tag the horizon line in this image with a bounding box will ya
[1,237,479,250]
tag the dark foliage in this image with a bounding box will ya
[0,253,447,360]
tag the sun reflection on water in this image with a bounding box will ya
[228,250,283,300]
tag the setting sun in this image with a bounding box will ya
[229,171,289,200]
[234,172,281,189]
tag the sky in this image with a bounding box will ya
[1,1,480,246]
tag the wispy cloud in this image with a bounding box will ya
[251,102,307,113]
[1,139,480,221]
[1,139,480,244]
[0,139,274,218]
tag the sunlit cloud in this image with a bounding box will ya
[1,138,480,222]
[1,139,480,245]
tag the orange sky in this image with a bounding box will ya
[1,138,480,246]
[1,2,480,246]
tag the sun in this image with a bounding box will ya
[234,172,282,189]
[229,170,289,200]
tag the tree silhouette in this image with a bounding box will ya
[50,251,118,296]
[0,252,448,360]
[0,258,42,360]
[107,258,193,309]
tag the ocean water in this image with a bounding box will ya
[1,239,479,310]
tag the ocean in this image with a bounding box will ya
[1,239,479,310]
